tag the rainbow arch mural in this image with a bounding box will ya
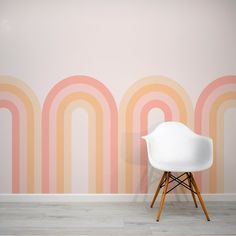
[42,76,118,193]
[195,75,236,193]
[0,76,40,193]
[1,74,236,194]
[119,76,193,193]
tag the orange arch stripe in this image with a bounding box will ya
[125,84,188,193]
[140,100,172,193]
[0,84,35,192]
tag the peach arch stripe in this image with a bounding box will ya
[42,76,118,193]
[0,100,19,192]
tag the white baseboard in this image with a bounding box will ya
[0,193,236,202]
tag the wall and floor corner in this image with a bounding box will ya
[0,0,236,200]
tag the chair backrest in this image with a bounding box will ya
[142,121,213,171]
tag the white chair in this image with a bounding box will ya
[142,121,213,221]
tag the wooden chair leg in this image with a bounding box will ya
[156,172,170,221]
[187,172,198,208]
[190,173,210,221]
[150,172,166,208]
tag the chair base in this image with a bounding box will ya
[151,171,210,222]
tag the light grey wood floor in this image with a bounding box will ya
[0,201,236,235]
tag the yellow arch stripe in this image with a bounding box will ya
[57,92,103,193]
[209,92,236,193]
[64,100,96,193]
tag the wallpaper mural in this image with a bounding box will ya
[1,75,236,194]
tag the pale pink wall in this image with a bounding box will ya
[0,0,236,193]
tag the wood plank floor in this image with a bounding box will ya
[0,201,236,235]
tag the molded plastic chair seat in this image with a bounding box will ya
[142,121,213,172]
